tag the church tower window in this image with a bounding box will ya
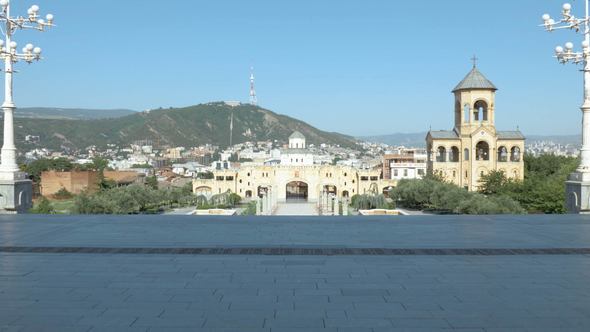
[450,147,459,162]
[474,100,488,122]
[476,141,490,161]
[498,146,508,162]
[510,147,521,162]
[436,147,447,162]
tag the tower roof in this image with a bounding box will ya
[452,66,497,93]
[289,131,306,140]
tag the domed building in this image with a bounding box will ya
[426,63,525,191]
[280,131,314,166]
[193,131,396,204]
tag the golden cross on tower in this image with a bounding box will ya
[471,55,479,68]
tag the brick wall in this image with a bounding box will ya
[40,171,99,196]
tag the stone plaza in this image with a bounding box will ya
[1,215,590,331]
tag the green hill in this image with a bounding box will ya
[9,102,358,151]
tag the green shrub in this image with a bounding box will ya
[30,197,55,214]
[351,194,391,210]
[392,179,525,215]
[53,187,73,199]
[242,201,257,215]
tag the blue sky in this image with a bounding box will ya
[7,0,587,136]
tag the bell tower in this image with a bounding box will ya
[452,58,498,135]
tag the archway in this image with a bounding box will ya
[286,181,308,202]
[436,147,447,162]
[195,186,212,196]
[476,141,490,161]
[474,100,488,121]
[450,147,460,162]
[511,147,521,162]
[498,146,508,162]
[323,185,337,196]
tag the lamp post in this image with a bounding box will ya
[541,2,590,213]
[0,0,53,213]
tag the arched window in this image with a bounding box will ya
[464,104,470,123]
[497,146,508,162]
[436,147,447,162]
[464,148,469,161]
[474,100,488,122]
[450,147,459,162]
[511,147,521,162]
[476,141,490,161]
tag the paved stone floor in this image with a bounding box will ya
[1,215,590,331]
[273,202,318,216]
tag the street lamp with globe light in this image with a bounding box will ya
[541,1,590,213]
[0,0,54,213]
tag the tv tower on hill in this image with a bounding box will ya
[249,66,258,106]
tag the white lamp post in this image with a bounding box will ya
[0,0,53,213]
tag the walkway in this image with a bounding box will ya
[273,202,318,216]
[2,215,590,331]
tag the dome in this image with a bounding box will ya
[289,131,306,140]
[452,66,497,93]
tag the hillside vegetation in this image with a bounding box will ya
[7,102,357,151]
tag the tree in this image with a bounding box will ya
[391,178,524,215]
[197,171,214,179]
[478,170,512,195]
[90,157,110,171]
[146,175,158,190]
[31,197,55,214]
[53,188,73,200]
[25,158,73,183]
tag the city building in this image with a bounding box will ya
[383,148,427,180]
[426,63,525,191]
[279,131,315,166]
[193,132,396,202]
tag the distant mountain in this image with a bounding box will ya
[13,107,137,120]
[359,132,582,148]
[8,102,358,151]
[359,132,428,147]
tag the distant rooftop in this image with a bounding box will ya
[498,130,526,140]
[289,131,306,140]
[428,130,459,139]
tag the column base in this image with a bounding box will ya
[0,178,33,214]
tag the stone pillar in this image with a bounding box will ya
[334,196,339,216]
[256,197,262,216]
[266,188,272,215]
[263,192,268,215]
[343,198,349,216]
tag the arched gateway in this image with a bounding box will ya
[286,181,308,202]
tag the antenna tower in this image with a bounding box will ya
[249,67,258,105]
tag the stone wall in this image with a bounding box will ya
[40,171,99,196]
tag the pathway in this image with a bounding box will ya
[273,201,318,216]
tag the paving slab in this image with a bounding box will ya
[0,215,589,330]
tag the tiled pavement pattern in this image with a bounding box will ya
[273,202,318,216]
[2,214,590,249]
[1,215,590,331]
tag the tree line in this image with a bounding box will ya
[391,154,578,214]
